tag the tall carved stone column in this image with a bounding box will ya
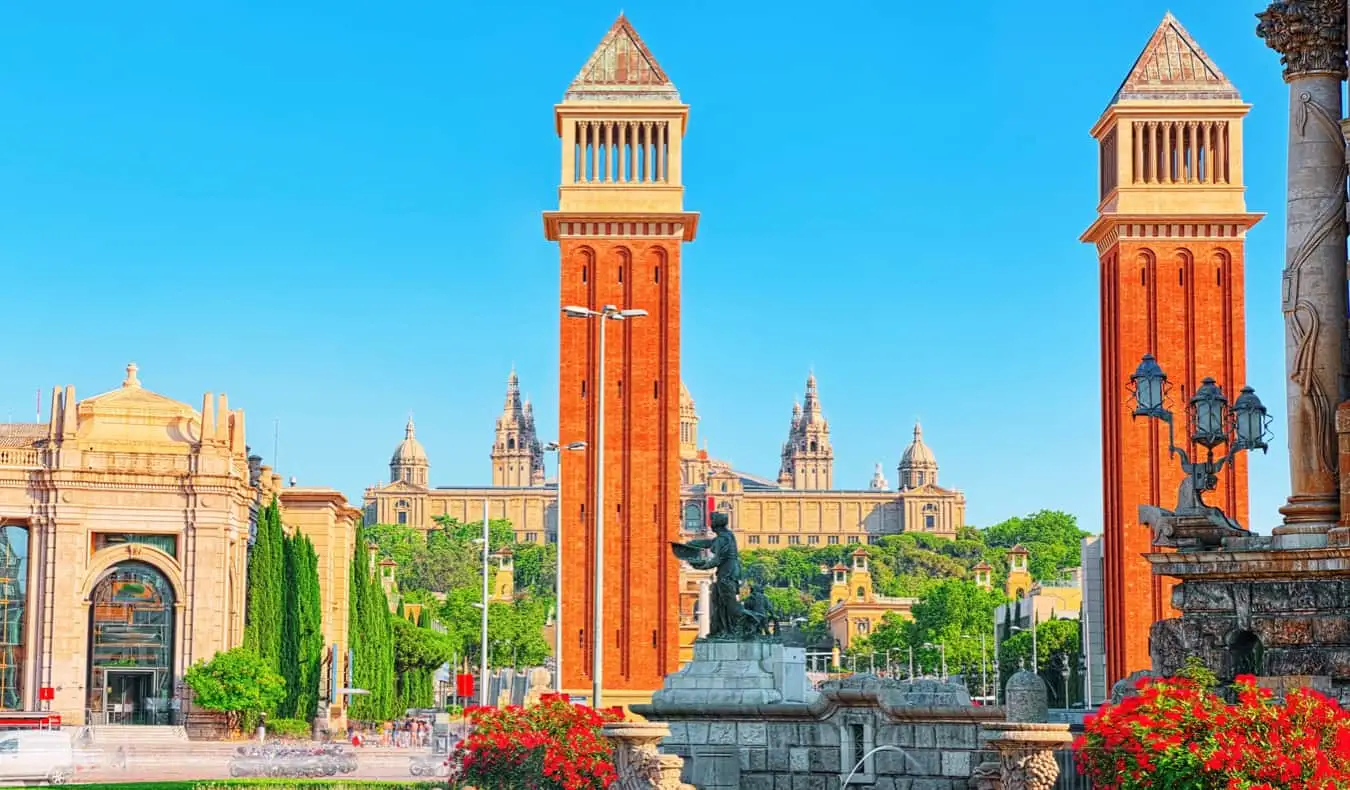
[1258,1,1350,537]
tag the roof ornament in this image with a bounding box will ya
[123,362,141,389]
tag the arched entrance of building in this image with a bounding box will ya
[86,562,176,725]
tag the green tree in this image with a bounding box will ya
[903,579,1002,691]
[348,522,398,721]
[279,533,324,720]
[243,498,285,675]
[982,510,1087,581]
[997,617,1082,706]
[184,648,285,732]
[511,542,556,600]
[434,516,515,551]
[364,522,425,568]
[393,616,455,710]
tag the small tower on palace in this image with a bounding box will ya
[828,562,850,606]
[1006,545,1032,600]
[1081,13,1261,688]
[378,558,399,602]
[973,561,994,592]
[390,418,429,487]
[897,423,938,489]
[868,463,889,491]
[492,370,544,487]
[521,397,546,486]
[777,373,834,490]
[849,549,875,603]
[679,382,699,459]
[491,548,515,602]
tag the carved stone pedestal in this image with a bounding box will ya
[648,640,810,706]
[601,722,694,790]
[1147,545,1350,683]
[978,723,1073,790]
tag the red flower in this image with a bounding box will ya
[449,697,618,790]
[1075,675,1350,789]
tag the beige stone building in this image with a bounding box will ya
[363,372,556,543]
[0,365,359,726]
[363,371,968,548]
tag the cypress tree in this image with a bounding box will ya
[348,523,398,721]
[244,498,284,675]
[295,535,324,720]
[279,533,301,717]
[348,525,375,721]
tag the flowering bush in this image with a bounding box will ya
[1075,674,1350,789]
[450,694,622,790]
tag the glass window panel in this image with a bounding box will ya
[0,527,28,711]
[87,562,176,723]
[93,533,178,559]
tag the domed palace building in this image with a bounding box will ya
[0,365,361,727]
[363,371,967,547]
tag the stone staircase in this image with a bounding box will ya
[86,724,190,747]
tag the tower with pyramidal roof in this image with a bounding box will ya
[1081,13,1262,689]
[544,15,699,705]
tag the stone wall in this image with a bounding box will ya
[1149,553,1350,683]
[647,675,1002,790]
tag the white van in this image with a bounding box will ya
[0,730,75,784]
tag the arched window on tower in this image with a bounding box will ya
[810,440,818,452]
[508,437,516,450]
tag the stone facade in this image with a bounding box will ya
[0,365,359,726]
[642,672,1001,790]
[1148,542,1350,685]
[1080,13,1259,688]
[363,374,967,550]
[0,365,254,724]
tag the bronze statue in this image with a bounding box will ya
[671,512,769,640]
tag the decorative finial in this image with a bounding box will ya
[123,362,140,388]
[914,421,923,440]
[405,415,416,438]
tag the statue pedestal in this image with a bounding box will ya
[977,722,1073,790]
[649,640,811,707]
[601,722,694,790]
[1146,540,1350,690]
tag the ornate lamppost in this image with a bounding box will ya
[1129,354,1272,549]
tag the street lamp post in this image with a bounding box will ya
[544,440,587,694]
[963,634,988,702]
[479,499,490,706]
[561,304,648,710]
[1011,614,1040,673]
[886,647,901,678]
[1128,355,1271,544]
[923,643,947,681]
[907,646,914,679]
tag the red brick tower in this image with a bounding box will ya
[543,16,698,706]
[1081,14,1262,687]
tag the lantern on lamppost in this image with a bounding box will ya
[1129,355,1272,544]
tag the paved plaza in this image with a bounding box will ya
[71,742,449,783]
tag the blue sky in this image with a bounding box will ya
[0,1,1296,531]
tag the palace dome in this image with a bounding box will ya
[391,418,428,466]
[900,422,937,468]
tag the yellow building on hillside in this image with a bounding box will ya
[824,549,918,651]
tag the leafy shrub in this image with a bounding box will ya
[265,717,312,739]
[450,694,621,789]
[1075,674,1350,789]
